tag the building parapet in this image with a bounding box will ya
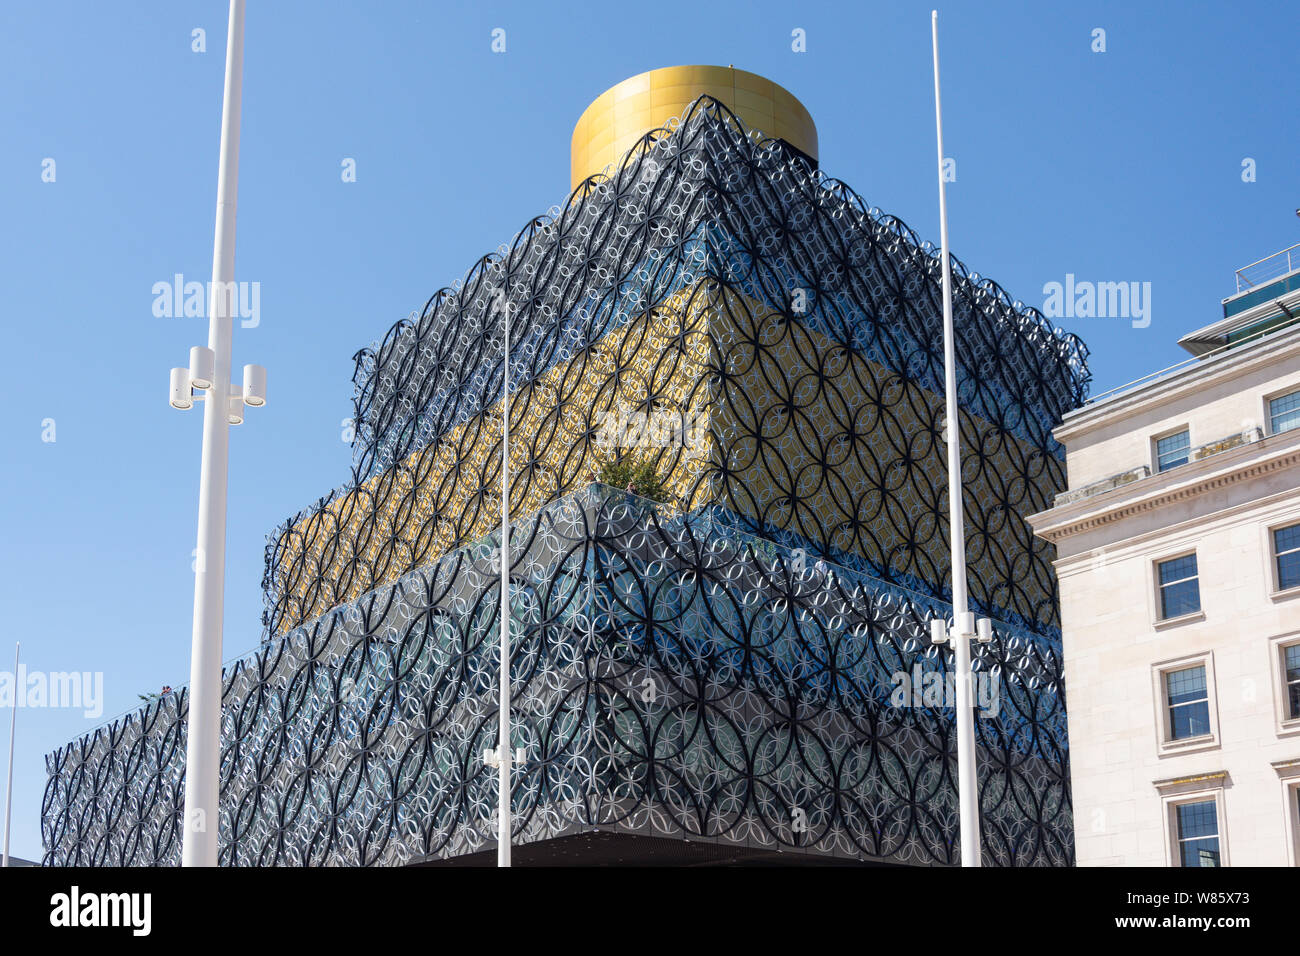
[1031,427,1300,545]
[1053,427,1265,507]
[1054,465,1150,507]
[1190,426,1263,462]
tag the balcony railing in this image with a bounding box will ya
[1234,243,1300,294]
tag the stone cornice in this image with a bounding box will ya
[1029,430,1300,544]
[1055,326,1300,443]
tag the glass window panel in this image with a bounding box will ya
[1158,554,1200,617]
[1270,391,1300,435]
[1275,524,1300,554]
[1169,700,1211,738]
[1276,525,1300,591]
[1161,581,1200,618]
[1176,801,1220,867]
[1180,838,1221,867]
[1166,666,1207,704]
[1159,554,1198,584]
[1156,430,1191,471]
[1286,644,1300,720]
[1278,553,1300,591]
[1166,666,1210,740]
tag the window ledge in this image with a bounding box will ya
[1270,586,1300,603]
[1158,733,1219,758]
[1154,610,1206,631]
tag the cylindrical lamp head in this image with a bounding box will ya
[930,618,948,645]
[242,363,266,407]
[189,346,216,390]
[169,367,193,409]
[227,393,244,426]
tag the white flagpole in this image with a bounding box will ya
[931,8,982,867]
[2,642,18,867]
[498,299,513,867]
[182,0,245,867]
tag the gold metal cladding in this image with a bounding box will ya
[571,65,818,189]
[270,281,1053,635]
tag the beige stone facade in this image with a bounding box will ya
[1030,325,1300,866]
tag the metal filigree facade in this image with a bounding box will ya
[44,96,1086,866]
[261,97,1088,639]
[45,489,1071,866]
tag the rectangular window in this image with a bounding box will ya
[1175,800,1221,867]
[1158,553,1201,618]
[1286,644,1300,722]
[1276,524,1300,592]
[1270,390,1300,435]
[1156,430,1191,471]
[1166,665,1211,740]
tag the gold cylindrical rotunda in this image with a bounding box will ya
[570,65,818,189]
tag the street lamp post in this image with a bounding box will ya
[929,9,993,868]
[168,0,265,867]
[2,642,18,868]
[496,297,514,868]
[482,295,523,867]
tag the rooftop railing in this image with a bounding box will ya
[1234,243,1300,294]
[1082,316,1299,408]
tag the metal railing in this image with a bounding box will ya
[1084,316,1300,408]
[1234,243,1300,294]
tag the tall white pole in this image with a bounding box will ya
[2,642,18,867]
[931,9,982,867]
[182,0,245,867]
[498,302,513,868]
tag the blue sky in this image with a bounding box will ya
[1,0,1295,861]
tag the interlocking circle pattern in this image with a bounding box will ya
[44,98,1086,866]
[260,97,1088,642]
[44,490,1072,866]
